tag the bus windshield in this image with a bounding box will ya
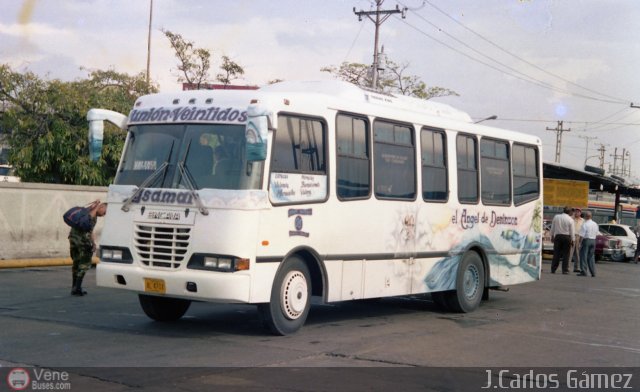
[114,123,263,190]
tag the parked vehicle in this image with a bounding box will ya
[0,164,20,183]
[598,224,637,262]
[595,231,624,262]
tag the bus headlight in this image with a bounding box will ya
[100,247,133,263]
[188,254,250,272]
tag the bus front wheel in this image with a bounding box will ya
[447,251,485,313]
[259,256,311,335]
[138,294,191,321]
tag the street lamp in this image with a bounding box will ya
[473,115,497,124]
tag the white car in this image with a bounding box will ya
[598,224,637,262]
[0,164,20,183]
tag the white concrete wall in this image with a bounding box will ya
[0,182,108,260]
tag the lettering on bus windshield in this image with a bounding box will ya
[452,209,518,230]
[131,189,194,205]
[129,106,248,124]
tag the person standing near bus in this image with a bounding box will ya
[571,208,584,273]
[633,225,640,264]
[550,206,575,274]
[578,211,598,277]
[69,201,107,296]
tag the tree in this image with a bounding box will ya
[321,57,458,100]
[163,29,211,89]
[0,64,157,185]
[163,30,245,88]
[216,55,245,87]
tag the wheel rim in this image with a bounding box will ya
[280,270,308,320]
[463,264,480,299]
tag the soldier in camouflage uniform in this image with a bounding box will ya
[69,201,107,296]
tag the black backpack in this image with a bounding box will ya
[63,206,93,232]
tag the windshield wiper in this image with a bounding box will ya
[121,140,175,212]
[177,139,209,216]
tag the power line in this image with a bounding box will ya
[491,118,640,126]
[394,16,628,105]
[420,0,631,105]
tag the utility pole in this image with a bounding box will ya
[546,121,571,163]
[578,134,597,168]
[146,0,154,89]
[597,144,607,170]
[609,147,629,176]
[621,149,630,177]
[353,0,407,89]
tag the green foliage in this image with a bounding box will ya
[163,29,211,88]
[0,64,157,185]
[163,29,245,88]
[217,55,245,86]
[321,58,458,100]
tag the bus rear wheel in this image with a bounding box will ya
[138,294,191,321]
[447,251,485,313]
[259,256,311,335]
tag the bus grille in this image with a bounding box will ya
[134,224,190,268]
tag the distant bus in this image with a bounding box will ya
[89,81,543,335]
[588,200,638,226]
[544,200,638,227]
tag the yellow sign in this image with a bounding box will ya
[543,178,589,208]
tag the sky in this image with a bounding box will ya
[2,0,639,181]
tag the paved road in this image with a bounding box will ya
[1,259,639,390]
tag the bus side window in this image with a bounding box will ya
[480,138,511,206]
[373,120,416,200]
[457,134,478,204]
[336,114,370,200]
[421,127,448,202]
[269,114,327,204]
[513,144,540,205]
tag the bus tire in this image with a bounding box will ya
[138,294,191,321]
[447,251,485,313]
[259,256,311,335]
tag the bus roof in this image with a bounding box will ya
[256,80,541,146]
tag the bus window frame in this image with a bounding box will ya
[456,132,480,205]
[480,137,512,207]
[268,111,331,206]
[335,111,373,202]
[512,142,540,207]
[420,126,449,203]
[372,117,418,202]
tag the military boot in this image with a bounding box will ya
[71,276,87,296]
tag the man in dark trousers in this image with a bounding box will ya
[550,206,575,274]
[68,200,107,296]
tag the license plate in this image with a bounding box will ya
[144,278,166,294]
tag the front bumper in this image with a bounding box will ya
[97,263,251,303]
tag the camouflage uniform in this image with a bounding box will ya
[68,216,97,295]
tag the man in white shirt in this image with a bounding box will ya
[570,208,584,272]
[578,210,599,277]
[550,206,575,274]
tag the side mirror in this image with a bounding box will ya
[88,120,104,162]
[86,108,128,162]
[245,106,271,162]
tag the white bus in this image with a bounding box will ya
[89,81,542,335]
